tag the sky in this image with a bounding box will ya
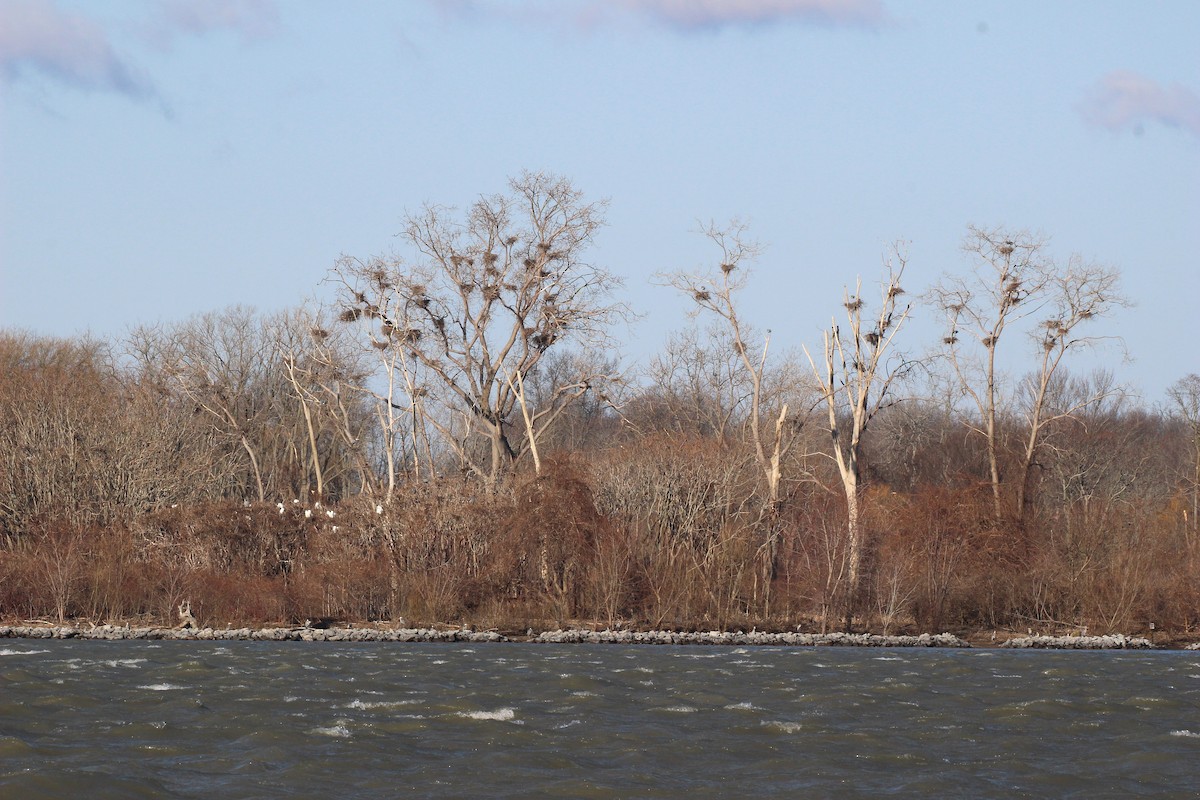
[1,0,1197,403]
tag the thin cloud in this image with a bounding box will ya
[144,0,280,50]
[430,0,889,32]
[612,0,889,30]
[1080,71,1200,140]
[0,0,154,100]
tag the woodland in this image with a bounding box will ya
[3,172,1198,637]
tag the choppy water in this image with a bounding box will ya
[2,642,1199,798]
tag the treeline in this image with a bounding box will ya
[2,172,1198,635]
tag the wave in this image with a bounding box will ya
[345,698,421,710]
[457,708,519,722]
[724,702,760,711]
[312,722,351,737]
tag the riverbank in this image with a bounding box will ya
[1,624,1184,648]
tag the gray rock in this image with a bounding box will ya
[1000,634,1153,649]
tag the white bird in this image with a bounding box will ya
[304,509,312,519]
[326,510,335,518]
[375,505,383,515]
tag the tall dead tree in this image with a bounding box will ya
[662,224,809,603]
[326,265,432,499]
[1167,374,1200,541]
[1014,259,1125,517]
[931,227,1125,521]
[805,251,912,626]
[931,227,1052,520]
[660,222,815,614]
[660,222,803,515]
[333,171,625,487]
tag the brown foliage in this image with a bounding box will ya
[490,460,603,620]
[870,486,997,631]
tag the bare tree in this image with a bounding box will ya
[0,331,224,539]
[1166,374,1200,539]
[273,306,376,501]
[333,172,626,487]
[277,313,328,499]
[517,349,624,454]
[659,222,804,515]
[131,306,340,503]
[645,323,753,442]
[930,227,1053,519]
[659,222,810,611]
[1041,371,1156,519]
[805,250,913,625]
[144,307,280,502]
[931,227,1126,521]
[322,270,432,499]
[1014,257,1126,517]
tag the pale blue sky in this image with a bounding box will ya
[2,1,1197,401]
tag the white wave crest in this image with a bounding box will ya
[724,702,760,711]
[764,720,804,734]
[138,683,183,691]
[1170,730,1200,738]
[0,648,49,656]
[662,705,697,713]
[313,723,351,737]
[457,708,518,722]
[345,699,420,710]
[103,659,147,668]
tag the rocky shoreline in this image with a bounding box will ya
[0,624,506,643]
[529,629,971,647]
[1000,634,1155,649]
[0,625,1175,649]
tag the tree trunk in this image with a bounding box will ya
[984,344,1004,521]
[299,398,324,499]
[985,400,1003,520]
[240,434,266,502]
[843,470,861,631]
[487,423,518,489]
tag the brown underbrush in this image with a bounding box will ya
[1,462,1196,636]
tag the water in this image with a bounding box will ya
[2,642,1199,798]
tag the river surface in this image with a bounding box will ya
[2,641,1199,798]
